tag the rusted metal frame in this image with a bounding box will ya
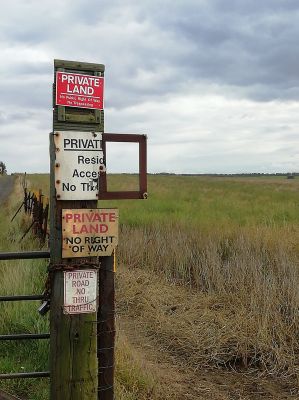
[28,192,35,215]
[22,187,48,242]
[0,372,50,380]
[98,133,147,200]
[31,193,36,216]
[0,295,43,301]
[0,333,50,340]
[32,195,40,236]
[30,193,34,215]
[139,134,147,195]
[0,251,50,260]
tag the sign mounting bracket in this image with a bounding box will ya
[98,133,147,200]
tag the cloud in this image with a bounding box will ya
[0,0,299,173]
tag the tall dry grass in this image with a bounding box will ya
[26,174,299,387]
[112,175,299,382]
[118,224,299,381]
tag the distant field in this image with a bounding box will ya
[1,174,298,399]
[28,174,299,375]
[27,173,299,228]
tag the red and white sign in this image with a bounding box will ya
[56,71,104,110]
[62,208,119,258]
[64,269,97,314]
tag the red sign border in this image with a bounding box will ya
[55,71,104,110]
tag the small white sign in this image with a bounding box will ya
[54,131,105,200]
[63,269,97,314]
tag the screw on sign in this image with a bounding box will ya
[62,208,118,258]
[54,131,106,200]
[56,71,104,110]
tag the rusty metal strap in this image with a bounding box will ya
[48,262,99,272]
[41,262,100,306]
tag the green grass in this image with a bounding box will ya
[0,176,166,399]
[2,173,298,398]
[26,173,299,229]
[102,174,299,229]
[0,182,49,399]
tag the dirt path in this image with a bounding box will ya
[119,316,297,400]
[116,266,298,400]
[0,176,15,204]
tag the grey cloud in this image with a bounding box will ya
[0,80,52,109]
[0,0,299,173]
[123,1,299,102]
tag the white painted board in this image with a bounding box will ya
[63,269,98,314]
[54,131,105,200]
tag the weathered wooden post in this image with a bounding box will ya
[49,59,147,400]
[49,59,106,399]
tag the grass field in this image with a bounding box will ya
[112,175,299,387]
[0,179,49,399]
[0,174,299,399]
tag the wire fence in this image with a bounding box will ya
[11,174,49,243]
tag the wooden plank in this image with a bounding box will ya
[54,59,105,72]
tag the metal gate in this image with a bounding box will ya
[0,250,50,399]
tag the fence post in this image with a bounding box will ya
[49,59,105,400]
[38,189,43,238]
[97,254,115,399]
[24,188,27,213]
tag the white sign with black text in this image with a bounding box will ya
[54,130,105,200]
[63,269,98,314]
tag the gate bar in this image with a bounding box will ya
[0,251,50,260]
[0,295,43,302]
[0,372,50,379]
[0,334,50,341]
[0,389,23,400]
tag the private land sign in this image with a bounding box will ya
[54,131,105,200]
[56,71,104,110]
[64,269,97,314]
[62,208,118,258]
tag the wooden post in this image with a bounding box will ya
[97,254,115,399]
[49,59,105,400]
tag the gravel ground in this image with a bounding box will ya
[0,175,15,204]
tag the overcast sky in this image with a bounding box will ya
[0,0,299,174]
